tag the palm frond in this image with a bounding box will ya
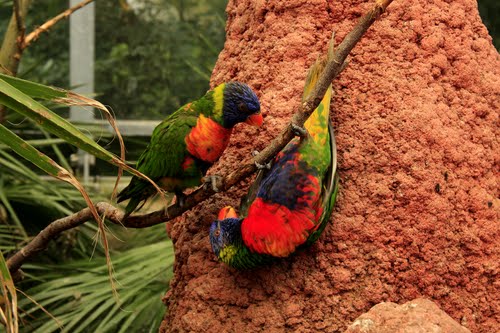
[19,226,173,333]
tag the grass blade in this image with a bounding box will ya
[0,251,18,333]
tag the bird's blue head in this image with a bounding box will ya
[209,206,243,261]
[222,82,262,128]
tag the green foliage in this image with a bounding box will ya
[18,225,173,333]
[0,0,225,331]
[18,0,228,119]
[0,98,84,249]
[96,0,227,119]
[0,135,99,263]
[15,0,70,87]
[0,148,83,234]
[478,0,500,50]
[0,75,175,332]
[0,81,86,248]
[0,73,135,175]
[0,41,178,333]
[0,250,18,333]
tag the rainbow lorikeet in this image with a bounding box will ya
[209,59,339,269]
[117,82,263,217]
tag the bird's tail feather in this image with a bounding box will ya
[123,197,142,218]
[302,58,332,145]
[117,177,151,217]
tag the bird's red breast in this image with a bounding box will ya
[185,114,232,163]
[241,194,323,257]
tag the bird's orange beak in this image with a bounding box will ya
[218,206,238,220]
[245,112,263,127]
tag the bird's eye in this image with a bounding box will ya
[214,229,221,237]
[238,102,249,113]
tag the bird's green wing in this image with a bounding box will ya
[116,111,199,215]
[305,122,338,245]
[136,112,197,179]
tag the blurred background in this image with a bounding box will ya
[0,0,497,332]
[2,0,228,119]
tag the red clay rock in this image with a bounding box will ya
[344,298,471,333]
[161,0,499,332]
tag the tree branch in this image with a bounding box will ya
[7,202,122,274]
[22,0,94,49]
[6,0,394,275]
[0,0,94,122]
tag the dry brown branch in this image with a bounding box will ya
[6,0,394,276]
[7,203,122,274]
[22,0,94,49]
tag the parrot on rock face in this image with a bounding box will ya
[117,82,263,217]
[209,59,339,269]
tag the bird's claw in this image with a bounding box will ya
[252,150,271,170]
[255,160,272,170]
[291,123,308,137]
[202,175,223,192]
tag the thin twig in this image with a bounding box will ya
[22,0,94,50]
[6,0,394,276]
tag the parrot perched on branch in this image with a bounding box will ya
[117,82,263,217]
[209,59,339,269]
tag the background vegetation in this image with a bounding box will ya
[478,0,500,49]
[9,0,228,119]
[0,0,227,332]
[0,0,497,331]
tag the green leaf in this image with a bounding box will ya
[0,123,63,177]
[0,184,27,238]
[19,236,173,333]
[0,138,66,150]
[0,77,121,168]
[0,123,116,297]
[0,73,67,101]
[0,75,165,200]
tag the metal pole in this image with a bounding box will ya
[69,0,95,184]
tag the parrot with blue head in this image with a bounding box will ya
[210,59,339,269]
[117,82,263,217]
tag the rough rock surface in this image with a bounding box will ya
[160,0,499,332]
[344,298,471,333]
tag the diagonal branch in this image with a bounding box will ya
[6,0,394,276]
[22,0,94,50]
